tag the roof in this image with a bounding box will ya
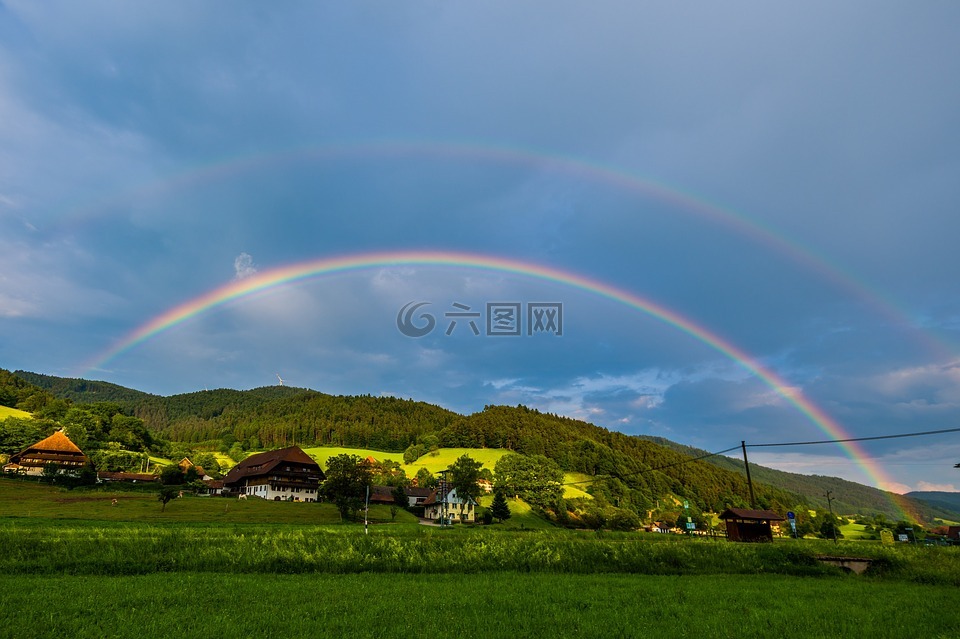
[10,430,88,465]
[20,430,84,454]
[223,446,323,486]
[718,508,785,522]
[404,487,433,498]
[97,471,158,482]
[423,486,478,507]
[368,485,397,503]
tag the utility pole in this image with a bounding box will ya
[364,484,370,535]
[741,441,756,509]
[438,470,448,528]
[825,490,838,545]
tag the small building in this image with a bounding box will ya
[368,485,398,505]
[423,486,477,524]
[3,430,89,476]
[222,446,324,502]
[97,471,159,483]
[405,486,433,508]
[719,508,785,542]
[947,526,960,542]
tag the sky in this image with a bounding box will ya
[1,1,959,494]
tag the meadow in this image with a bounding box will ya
[3,478,959,637]
[0,404,32,419]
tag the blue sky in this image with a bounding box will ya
[2,1,959,493]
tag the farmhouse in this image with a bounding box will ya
[719,508,785,542]
[423,486,477,523]
[3,430,89,476]
[222,446,324,501]
[405,486,433,508]
[97,471,159,483]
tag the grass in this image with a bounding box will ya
[2,572,958,638]
[0,478,418,526]
[3,477,960,636]
[0,405,32,419]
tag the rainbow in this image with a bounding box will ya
[53,139,955,361]
[78,249,903,494]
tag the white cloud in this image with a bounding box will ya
[233,253,257,280]
[914,481,958,493]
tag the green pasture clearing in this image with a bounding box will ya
[2,572,957,639]
[302,445,405,468]
[477,494,556,529]
[402,447,509,474]
[0,405,32,419]
[0,478,417,526]
[563,471,594,499]
[840,521,872,540]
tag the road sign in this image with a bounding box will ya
[685,522,695,530]
[786,511,795,519]
[683,500,689,509]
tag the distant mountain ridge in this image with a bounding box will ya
[639,436,960,524]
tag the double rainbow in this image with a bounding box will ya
[78,249,901,494]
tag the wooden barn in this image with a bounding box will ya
[3,430,89,476]
[719,508,785,542]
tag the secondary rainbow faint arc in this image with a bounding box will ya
[81,249,898,491]
[54,139,955,360]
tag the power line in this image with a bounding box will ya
[560,445,742,486]
[747,426,960,448]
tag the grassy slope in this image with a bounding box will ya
[0,405,32,419]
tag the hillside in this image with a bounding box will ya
[9,369,944,524]
[906,491,960,517]
[640,436,960,523]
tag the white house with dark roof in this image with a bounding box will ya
[222,446,324,502]
[423,486,477,523]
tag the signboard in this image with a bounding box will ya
[880,530,894,546]
[687,516,692,523]
[786,511,795,520]
[789,520,797,533]
[683,500,689,509]
[898,534,909,543]
[685,522,695,530]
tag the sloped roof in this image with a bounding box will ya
[10,430,88,465]
[223,446,323,486]
[718,508,785,522]
[423,486,477,507]
[25,431,84,454]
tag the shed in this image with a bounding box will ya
[719,508,785,542]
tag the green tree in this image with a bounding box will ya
[448,454,483,506]
[415,467,438,489]
[494,453,563,508]
[160,465,185,485]
[322,454,373,521]
[490,489,511,523]
[392,484,408,508]
[818,513,843,540]
[158,486,177,512]
[41,461,60,482]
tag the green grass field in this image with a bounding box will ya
[0,478,417,525]
[3,477,960,637]
[2,572,957,639]
[0,405,32,419]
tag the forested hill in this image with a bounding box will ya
[639,436,960,524]
[10,370,801,514]
[14,370,155,404]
